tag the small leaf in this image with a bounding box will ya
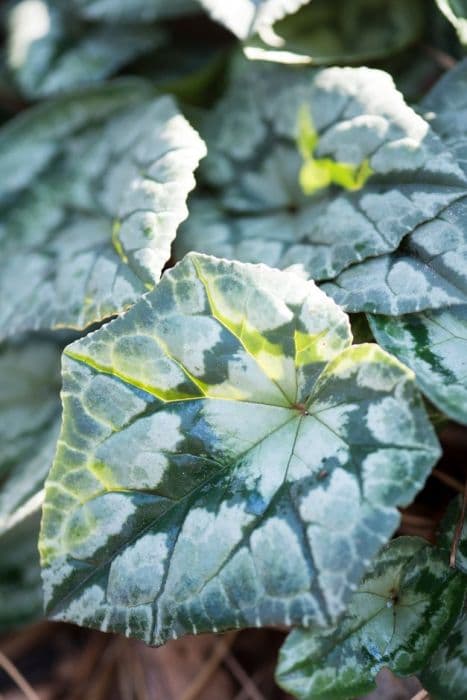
[198,0,310,40]
[6,0,165,98]
[420,613,467,700]
[40,254,440,645]
[177,63,466,284]
[0,82,206,340]
[244,0,424,66]
[368,307,467,425]
[276,537,466,700]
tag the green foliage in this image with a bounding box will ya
[39,254,439,643]
[0,1,466,694]
[276,537,466,699]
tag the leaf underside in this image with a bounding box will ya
[40,254,439,645]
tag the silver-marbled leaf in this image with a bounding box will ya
[176,63,466,283]
[198,0,310,40]
[420,613,467,700]
[322,62,467,315]
[0,82,206,340]
[6,0,165,98]
[40,254,440,645]
[368,307,467,424]
[276,537,466,700]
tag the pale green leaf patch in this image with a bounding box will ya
[0,82,206,340]
[40,254,440,645]
[177,63,466,283]
[198,0,310,40]
[368,307,467,425]
[276,537,466,700]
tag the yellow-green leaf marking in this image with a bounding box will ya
[40,254,440,644]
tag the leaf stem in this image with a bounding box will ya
[450,478,467,568]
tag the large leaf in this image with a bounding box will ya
[0,82,206,340]
[198,0,310,40]
[176,63,466,283]
[40,254,440,645]
[322,61,467,315]
[6,0,165,98]
[71,0,198,22]
[276,537,466,700]
[244,0,424,66]
[368,307,467,424]
[436,0,467,44]
[420,613,467,700]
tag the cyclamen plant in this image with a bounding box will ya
[0,0,466,698]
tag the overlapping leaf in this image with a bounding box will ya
[244,0,424,66]
[368,307,467,425]
[420,613,467,700]
[40,254,440,645]
[198,0,310,40]
[176,63,466,290]
[6,0,165,98]
[323,61,467,314]
[276,537,466,700]
[436,0,467,44]
[0,338,62,631]
[0,82,206,340]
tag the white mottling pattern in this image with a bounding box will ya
[107,532,168,606]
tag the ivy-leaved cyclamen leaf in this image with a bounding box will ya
[368,307,467,425]
[70,0,198,22]
[0,82,206,340]
[6,0,165,98]
[244,0,424,67]
[40,254,440,645]
[324,59,467,315]
[435,0,467,44]
[276,537,466,700]
[420,613,467,700]
[176,63,466,293]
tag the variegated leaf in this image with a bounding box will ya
[323,61,467,315]
[71,0,198,22]
[420,613,467,700]
[198,0,310,40]
[244,0,424,66]
[40,254,439,645]
[0,82,206,340]
[435,0,467,44]
[368,307,467,424]
[276,537,466,700]
[176,63,466,284]
[6,0,165,98]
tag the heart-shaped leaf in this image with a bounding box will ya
[276,537,466,700]
[368,307,467,425]
[176,63,466,284]
[420,613,467,700]
[198,0,310,40]
[40,254,440,645]
[0,82,206,340]
[6,0,165,98]
[244,0,424,66]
